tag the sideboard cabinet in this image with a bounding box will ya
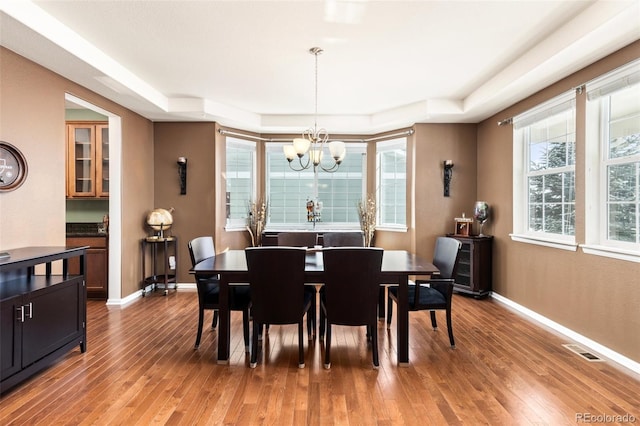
[447,235,493,298]
[0,247,87,393]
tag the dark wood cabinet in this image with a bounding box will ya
[447,235,493,298]
[67,236,108,299]
[0,247,87,394]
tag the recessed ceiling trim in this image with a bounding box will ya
[2,0,169,111]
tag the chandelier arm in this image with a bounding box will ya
[287,159,307,172]
[319,161,340,173]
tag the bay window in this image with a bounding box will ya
[265,143,367,228]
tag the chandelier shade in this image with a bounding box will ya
[283,47,346,173]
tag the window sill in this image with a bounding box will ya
[376,226,408,233]
[509,233,577,251]
[580,244,640,263]
[224,225,247,232]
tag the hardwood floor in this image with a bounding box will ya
[1,290,639,425]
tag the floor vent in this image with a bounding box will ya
[562,344,604,362]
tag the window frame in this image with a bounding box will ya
[264,141,367,230]
[511,90,578,251]
[224,137,257,231]
[376,137,408,231]
[582,59,640,262]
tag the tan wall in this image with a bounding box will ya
[477,40,640,363]
[0,47,154,298]
[153,121,220,283]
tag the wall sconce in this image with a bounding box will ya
[443,160,454,197]
[177,157,187,195]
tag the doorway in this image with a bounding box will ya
[65,93,122,302]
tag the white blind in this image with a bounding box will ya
[513,91,576,130]
[586,59,640,101]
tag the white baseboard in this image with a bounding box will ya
[491,292,640,375]
[105,282,196,306]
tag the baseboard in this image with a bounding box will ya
[491,292,640,375]
[105,282,196,306]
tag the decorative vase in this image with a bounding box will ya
[473,201,489,236]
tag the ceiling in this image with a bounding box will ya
[1,1,639,134]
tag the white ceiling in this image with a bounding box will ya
[1,0,639,134]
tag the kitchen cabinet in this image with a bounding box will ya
[66,122,109,198]
[0,247,87,394]
[67,236,108,299]
[447,235,493,298]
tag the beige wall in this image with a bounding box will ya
[0,47,154,298]
[153,121,221,283]
[477,40,640,363]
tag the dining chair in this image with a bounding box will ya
[277,232,318,340]
[188,236,251,351]
[320,247,384,369]
[386,236,462,348]
[245,246,313,368]
[320,231,389,327]
[321,231,365,247]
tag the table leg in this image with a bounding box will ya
[217,275,231,364]
[397,274,410,366]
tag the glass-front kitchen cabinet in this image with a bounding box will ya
[66,122,109,198]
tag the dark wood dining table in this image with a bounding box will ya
[190,249,438,366]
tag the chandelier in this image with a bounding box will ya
[283,47,346,173]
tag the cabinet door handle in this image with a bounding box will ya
[16,305,24,323]
[25,302,33,319]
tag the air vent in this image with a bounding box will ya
[562,344,604,362]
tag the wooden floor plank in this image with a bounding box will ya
[1,291,639,425]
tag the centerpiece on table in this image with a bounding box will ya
[358,195,376,247]
[247,200,267,247]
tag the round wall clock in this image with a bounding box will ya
[0,141,28,192]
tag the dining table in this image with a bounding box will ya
[190,249,438,366]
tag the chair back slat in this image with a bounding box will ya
[277,232,318,248]
[245,246,307,324]
[432,237,462,279]
[188,236,215,266]
[322,247,383,326]
[322,232,365,247]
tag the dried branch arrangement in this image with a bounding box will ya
[247,200,267,247]
[358,195,376,247]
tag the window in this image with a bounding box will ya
[265,143,366,228]
[512,91,576,248]
[376,138,407,229]
[584,60,640,261]
[225,137,256,230]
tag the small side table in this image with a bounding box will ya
[141,236,178,296]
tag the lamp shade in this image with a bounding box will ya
[293,138,311,156]
[328,141,345,160]
[309,148,323,166]
[283,144,296,161]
